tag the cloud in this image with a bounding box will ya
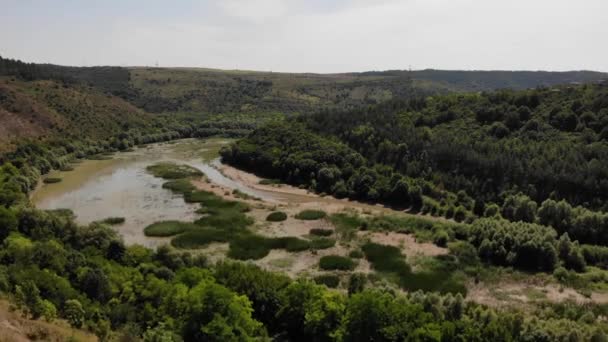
[1,0,607,72]
[218,0,290,22]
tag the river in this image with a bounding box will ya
[31,138,275,248]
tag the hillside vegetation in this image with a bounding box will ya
[222,82,608,271]
[3,55,607,116]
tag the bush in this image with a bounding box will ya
[171,228,231,249]
[310,228,333,237]
[319,255,356,271]
[349,250,364,259]
[101,217,125,225]
[362,242,410,273]
[310,238,336,250]
[314,274,340,288]
[144,221,199,237]
[433,230,449,247]
[266,211,288,222]
[228,235,275,260]
[295,210,327,220]
[277,237,311,252]
[43,177,62,184]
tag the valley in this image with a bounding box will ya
[1,55,608,341]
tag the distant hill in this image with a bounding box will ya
[2,55,607,115]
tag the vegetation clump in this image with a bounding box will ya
[146,162,203,179]
[144,221,200,237]
[100,217,125,225]
[42,177,62,184]
[313,274,340,288]
[319,255,356,271]
[295,210,327,220]
[309,228,333,236]
[266,211,287,222]
[310,238,336,250]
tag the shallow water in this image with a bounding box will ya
[31,138,276,248]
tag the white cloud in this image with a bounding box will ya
[1,0,607,72]
[218,0,290,22]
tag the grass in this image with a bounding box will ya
[362,242,410,273]
[314,274,341,288]
[228,235,277,260]
[100,217,125,225]
[329,212,366,240]
[266,211,287,222]
[144,221,200,237]
[171,228,231,249]
[228,235,315,260]
[361,242,466,295]
[319,255,356,271]
[146,162,203,179]
[310,228,333,237]
[162,179,196,193]
[310,238,336,250]
[43,177,62,184]
[59,165,75,171]
[295,210,327,220]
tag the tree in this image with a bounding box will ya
[0,206,18,240]
[277,280,345,341]
[143,322,182,342]
[348,273,367,295]
[501,193,537,223]
[65,299,85,328]
[79,268,112,303]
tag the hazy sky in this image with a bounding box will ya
[1,0,607,73]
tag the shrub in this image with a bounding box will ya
[349,250,364,259]
[309,228,333,237]
[295,210,327,220]
[101,217,125,225]
[314,274,340,288]
[362,243,410,273]
[348,273,367,294]
[319,255,356,271]
[59,165,74,171]
[310,238,336,250]
[433,230,449,247]
[266,211,288,222]
[171,228,231,249]
[229,235,275,260]
[43,177,62,184]
[144,221,199,237]
[277,237,311,252]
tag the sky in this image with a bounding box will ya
[1,0,607,73]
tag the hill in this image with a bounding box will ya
[3,55,607,115]
[0,77,152,151]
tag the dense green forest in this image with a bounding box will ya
[221,83,608,269]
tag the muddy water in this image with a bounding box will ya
[31,138,276,248]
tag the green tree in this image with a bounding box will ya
[65,299,85,328]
